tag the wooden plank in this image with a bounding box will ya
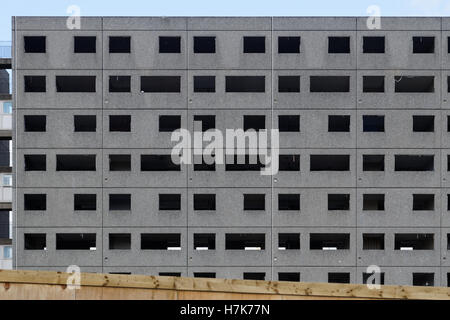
[0,282,75,300]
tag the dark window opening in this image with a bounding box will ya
[159,115,181,132]
[243,115,265,131]
[24,76,46,92]
[278,194,300,211]
[74,36,96,53]
[194,115,215,131]
[278,76,300,93]
[56,155,96,171]
[194,36,215,53]
[278,36,300,53]
[159,36,181,53]
[24,36,45,53]
[159,194,181,211]
[141,233,181,250]
[310,155,350,171]
[24,155,46,171]
[109,36,131,53]
[413,36,435,54]
[413,273,434,287]
[109,154,131,171]
[278,233,300,250]
[413,115,434,132]
[56,233,96,250]
[141,76,180,93]
[109,76,131,92]
[109,194,131,211]
[194,233,215,250]
[159,272,181,277]
[395,155,434,171]
[363,115,384,132]
[109,233,131,250]
[310,76,350,92]
[194,194,216,210]
[395,76,434,93]
[243,194,265,211]
[394,233,434,250]
[225,154,265,171]
[328,194,350,211]
[363,272,385,285]
[278,273,300,282]
[193,155,216,171]
[226,76,265,93]
[56,76,96,93]
[363,155,385,171]
[24,115,46,132]
[447,234,450,249]
[24,194,46,211]
[363,194,385,210]
[363,233,385,250]
[328,273,350,284]
[74,194,96,211]
[74,115,96,132]
[328,37,350,53]
[109,115,131,132]
[279,154,300,171]
[194,76,215,93]
[141,155,180,171]
[194,273,216,278]
[363,36,385,53]
[278,115,300,132]
[225,233,265,250]
[243,273,265,280]
[243,36,265,53]
[310,233,350,250]
[363,76,385,92]
[328,115,350,132]
[24,234,46,250]
[413,194,434,211]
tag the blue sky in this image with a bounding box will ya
[1,0,450,40]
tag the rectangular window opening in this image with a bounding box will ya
[328,37,350,53]
[74,115,96,132]
[363,115,384,132]
[159,115,181,132]
[141,155,180,171]
[109,76,131,93]
[278,115,300,132]
[310,76,350,93]
[194,233,215,250]
[328,273,350,284]
[243,194,265,211]
[194,273,216,278]
[413,36,435,54]
[243,273,265,280]
[109,233,131,250]
[243,36,265,53]
[159,36,181,53]
[194,194,216,211]
[56,233,96,250]
[363,194,385,210]
[328,194,350,211]
[278,273,300,282]
[226,76,265,93]
[279,154,300,171]
[141,233,181,250]
[278,233,300,250]
[56,155,96,171]
[159,194,181,211]
[24,36,45,53]
[243,115,265,131]
[310,233,350,250]
[109,115,131,132]
[225,233,265,250]
[24,234,46,250]
[413,194,434,211]
[194,76,215,93]
[24,115,46,132]
[24,194,46,211]
[141,76,180,93]
[328,115,350,132]
[413,115,434,132]
[363,76,385,93]
[109,154,131,171]
[278,194,300,211]
[109,194,131,211]
[278,76,300,93]
[278,36,300,54]
[24,76,46,92]
[310,155,350,171]
[109,36,130,53]
[413,273,434,286]
[194,36,215,53]
[395,155,434,171]
[363,155,385,171]
[394,233,434,250]
[56,76,96,93]
[74,194,96,211]
[363,36,385,53]
[395,76,434,93]
[74,36,96,53]
[363,233,385,250]
[194,115,215,131]
[24,155,46,171]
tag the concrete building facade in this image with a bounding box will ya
[12,16,450,286]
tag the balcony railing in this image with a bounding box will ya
[0,42,11,59]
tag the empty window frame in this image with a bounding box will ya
[278,76,300,93]
[328,115,350,132]
[141,155,180,171]
[24,194,46,211]
[413,194,434,211]
[243,273,265,280]
[328,37,350,53]
[413,36,435,53]
[226,76,265,93]
[363,233,385,250]
[395,155,434,171]
[278,233,300,250]
[193,115,215,131]
[141,233,181,250]
[413,115,434,132]
[363,194,385,210]
[109,233,131,250]
[24,36,46,53]
[109,76,131,92]
[394,233,434,250]
[159,272,181,277]
[278,273,300,282]
[74,194,96,211]
[278,36,300,53]
[56,76,96,93]
[56,233,96,250]
[278,194,300,211]
[328,273,350,284]
[413,273,434,287]
[24,234,46,250]
[243,36,265,53]
[194,273,216,278]
[310,155,350,171]
[363,272,385,285]
[243,194,265,210]
[243,115,265,131]
[74,36,96,53]
[363,76,385,93]
[193,36,215,53]
[24,155,46,171]
[109,154,131,171]
[362,155,385,171]
[74,115,96,132]
[193,194,216,210]
[109,194,131,211]
[109,36,131,53]
[194,233,215,250]
[141,76,181,93]
[109,115,131,132]
[56,155,96,171]
[279,154,300,171]
[363,115,384,132]
[394,76,434,93]
[24,76,46,92]
[24,115,46,132]
[159,115,181,132]
[310,76,350,92]
[278,115,300,132]
[310,233,350,250]
[363,36,385,53]
[328,194,350,210]
[159,36,181,53]
[193,76,215,92]
[159,194,181,210]
[225,233,265,250]
[225,154,265,171]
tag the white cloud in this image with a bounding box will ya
[410,0,450,15]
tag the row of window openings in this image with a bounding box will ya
[22,75,439,93]
[23,35,442,55]
[22,193,447,212]
[22,233,439,252]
